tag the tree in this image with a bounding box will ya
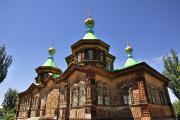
[5,109,16,120]
[0,108,6,119]
[173,100,180,118]
[163,49,180,99]
[0,44,12,83]
[1,88,18,111]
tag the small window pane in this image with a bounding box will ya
[88,50,93,60]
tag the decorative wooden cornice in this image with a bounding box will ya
[71,39,110,52]
[19,83,43,96]
[55,62,169,84]
[19,62,169,97]
[65,54,74,63]
[106,53,116,61]
[141,62,169,84]
[36,66,62,74]
[114,62,169,84]
[19,74,55,96]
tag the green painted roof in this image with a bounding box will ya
[43,46,57,68]
[118,43,142,70]
[43,56,57,68]
[114,61,143,71]
[124,57,138,67]
[53,73,60,78]
[49,72,60,79]
[83,32,97,39]
[41,46,61,79]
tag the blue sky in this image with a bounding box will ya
[0,0,179,105]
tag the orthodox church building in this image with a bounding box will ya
[16,17,175,120]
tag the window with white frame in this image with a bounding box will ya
[100,51,103,61]
[104,87,110,105]
[105,97,110,105]
[97,86,103,105]
[123,89,131,105]
[123,95,129,105]
[77,53,81,62]
[106,60,111,70]
[71,86,78,107]
[79,81,85,106]
[98,96,103,105]
[88,50,93,60]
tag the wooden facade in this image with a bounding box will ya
[16,17,175,120]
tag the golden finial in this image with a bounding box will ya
[125,40,133,53]
[48,40,56,56]
[85,16,94,26]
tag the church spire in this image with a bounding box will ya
[83,16,97,39]
[124,43,138,67]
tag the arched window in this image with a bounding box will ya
[152,88,156,104]
[104,87,110,105]
[82,52,85,60]
[106,60,111,70]
[97,85,103,105]
[79,81,85,106]
[71,84,78,107]
[123,92,129,105]
[88,50,93,60]
[123,89,131,105]
[100,52,104,61]
[77,53,81,62]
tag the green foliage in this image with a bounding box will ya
[0,108,6,119]
[1,88,18,111]
[0,44,12,83]
[173,100,180,118]
[163,49,180,99]
[5,110,16,120]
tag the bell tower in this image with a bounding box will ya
[35,45,62,84]
[65,16,115,71]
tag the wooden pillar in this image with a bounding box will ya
[16,97,21,120]
[142,77,150,104]
[86,71,97,120]
[36,95,41,117]
[43,89,48,116]
[27,96,33,118]
[164,85,176,118]
[138,80,147,103]
[56,88,61,120]
[65,81,70,120]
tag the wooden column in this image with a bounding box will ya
[65,81,70,120]
[27,96,33,118]
[56,88,61,120]
[138,80,147,104]
[36,95,41,117]
[86,71,97,120]
[164,85,176,117]
[16,97,21,120]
